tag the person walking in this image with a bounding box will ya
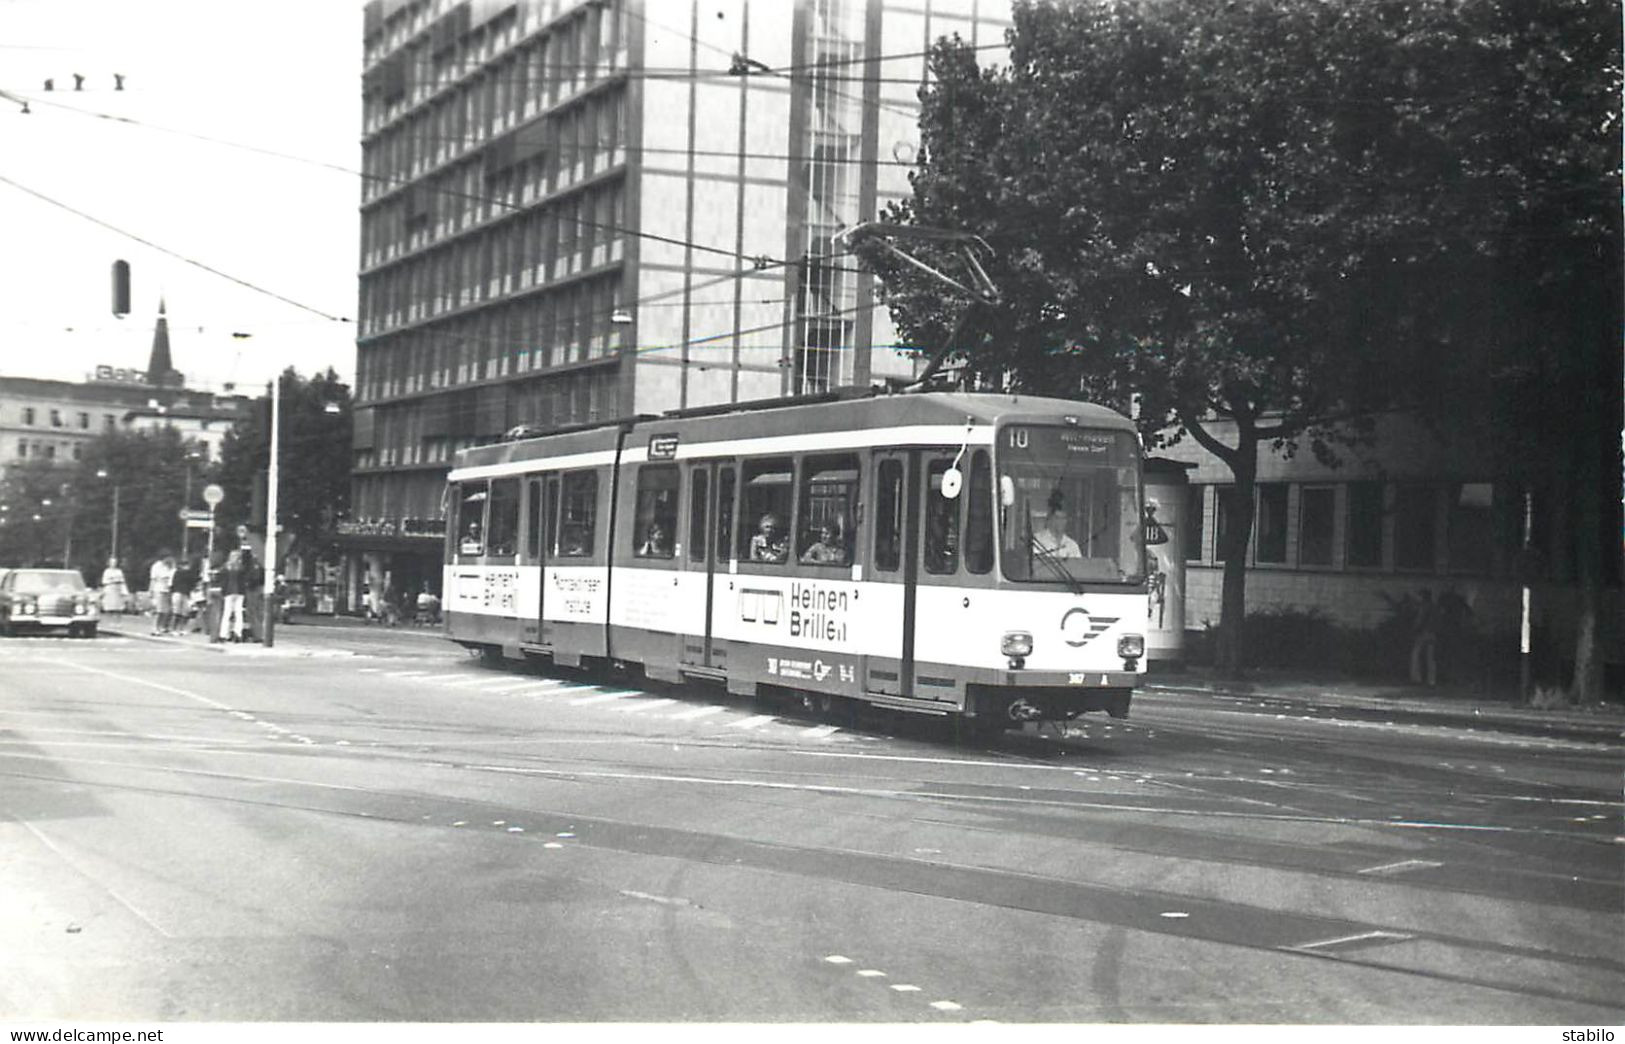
[148,552,176,635]
[219,550,247,642]
[169,557,197,635]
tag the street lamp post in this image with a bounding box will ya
[96,468,121,563]
[262,375,280,647]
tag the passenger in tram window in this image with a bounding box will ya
[637,521,672,558]
[1032,509,1082,558]
[749,513,788,563]
[560,524,590,557]
[800,522,847,565]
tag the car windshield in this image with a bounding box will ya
[998,425,1144,585]
[11,570,87,594]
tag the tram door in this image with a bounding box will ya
[866,450,920,696]
[681,461,735,671]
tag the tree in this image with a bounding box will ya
[876,0,1620,681]
[216,367,353,569]
[0,431,214,584]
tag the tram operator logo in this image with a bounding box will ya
[1060,606,1118,648]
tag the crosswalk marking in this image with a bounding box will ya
[728,714,776,730]
[570,690,634,706]
[618,698,676,714]
[667,705,726,721]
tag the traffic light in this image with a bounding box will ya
[111,260,130,317]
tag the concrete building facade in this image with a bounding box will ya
[346,0,1011,599]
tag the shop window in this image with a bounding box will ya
[555,471,597,557]
[1447,482,1494,574]
[1393,484,1437,571]
[739,458,793,564]
[633,465,679,558]
[1298,486,1335,567]
[1215,486,1245,562]
[796,454,858,566]
[1345,481,1383,569]
[874,458,903,572]
[923,458,960,575]
[1184,485,1206,562]
[1255,483,1288,564]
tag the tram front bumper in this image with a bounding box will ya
[970,671,1138,722]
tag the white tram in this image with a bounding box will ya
[442,390,1149,732]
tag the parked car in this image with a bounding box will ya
[0,568,100,638]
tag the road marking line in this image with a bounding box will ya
[1357,859,1443,876]
[570,691,634,706]
[802,725,841,739]
[484,680,555,694]
[728,714,776,730]
[856,969,886,978]
[823,955,853,965]
[930,1001,963,1011]
[1288,930,1414,953]
[667,705,726,721]
[382,670,430,678]
[890,984,922,992]
[617,699,677,714]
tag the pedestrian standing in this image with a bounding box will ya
[1409,588,1438,687]
[219,549,246,642]
[148,552,176,635]
[99,557,128,614]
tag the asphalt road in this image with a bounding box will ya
[1,630,1620,1024]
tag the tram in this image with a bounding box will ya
[442,389,1149,732]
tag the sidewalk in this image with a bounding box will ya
[101,612,442,658]
[1145,664,1625,739]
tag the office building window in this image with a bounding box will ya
[23,407,35,425]
[1255,483,1288,564]
[1346,482,1384,569]
[1298,486,1335,567]
[50,409,62,427]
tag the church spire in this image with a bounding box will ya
[145,297,184,388]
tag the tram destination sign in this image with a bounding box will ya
[1005,424,1134,461]
[648,433,680,459]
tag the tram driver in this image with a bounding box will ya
[750,513,788,563]
[1032,508,1082,559]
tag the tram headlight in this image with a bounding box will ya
[1001,631,1033,658]
[1117,634,1145,659]
[1001,631,1033,669]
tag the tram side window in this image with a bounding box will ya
[525,480,544,560]
[739,458,793,564]
[797,454,858,566]
[874,459,903,572]
[924,458,960,575]
[716,466,736,563]
[487,478,520,557]
[457,483,487,555]
[688,470,709,563]
[634,465,678,559]
[965,450,994,575]
[555,471,597,557]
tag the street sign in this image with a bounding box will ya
[184,517,213,530]
[178,508,212,523]
[202,484,224,507]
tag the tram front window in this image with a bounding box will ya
[999,426,1143,584]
